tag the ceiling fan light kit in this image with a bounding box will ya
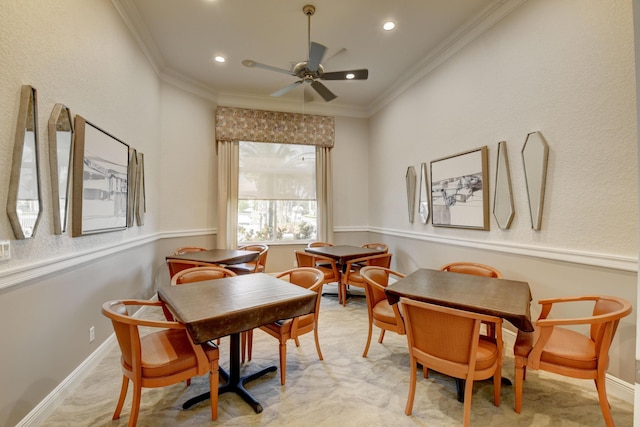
[242,4,369,102]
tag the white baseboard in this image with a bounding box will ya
[16,335,116,427]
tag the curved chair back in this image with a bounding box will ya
[440,262,502,278]
[174,246,207,255]
[361,242,388,253]
[341,253,393,305]
[307,241,334,248]
[171,266,237,285]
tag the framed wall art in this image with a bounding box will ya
[430,146,489,230]
[72,116,129,236]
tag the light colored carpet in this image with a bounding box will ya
[43,290,633,426]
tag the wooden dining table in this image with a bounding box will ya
[385,268,533,401]
[305,245,387,301]
[158,273,317,413]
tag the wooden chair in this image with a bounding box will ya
[166,259,210,279]
[102,300,220,425]
[258,267,324,385]
[340,253,392,306]
[169,266,253,363]
[173,246,207,255]
[440,261,503,278]
[226,244,269,275]
[360,266,405,357]
[440,261,503,337]
[401,297,503,427]
[295,250,340,286]
[513,295,632,426]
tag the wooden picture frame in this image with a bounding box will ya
[430,146,489,230]
[72,116,129,236]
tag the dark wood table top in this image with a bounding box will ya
[166,248,259,265]
[158,273,317,344]
[385,268,533,332]
[305,245,386,264]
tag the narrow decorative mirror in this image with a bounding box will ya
[49,104,74,234]
[418,163,429,224]
[7,85,42,239]
[522,131,549,230]
[135,152,146,226]
[493,141,514,229]
[405,166,416,223]
[127,147,137,227]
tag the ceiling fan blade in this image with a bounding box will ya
[307,42,327,72]
[321,69,369,81]
[270,80,303,97]
[310,80,337,102]
[242,59,295,76]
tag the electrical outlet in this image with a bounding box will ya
[0,240,10,261]
[89,326,95,343]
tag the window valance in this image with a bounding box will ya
[215,106,334,148]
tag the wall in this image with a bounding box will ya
[0,1,164,425]
[367,0,637,384]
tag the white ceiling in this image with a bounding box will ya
[115,0,511,116]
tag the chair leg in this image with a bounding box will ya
[493,369,501,407]
[113,375,129,420]
[341,281,348,307]
[128,382,142,427]
[209,360,219,421]
[362,317,374,357]
[514,358,525,414]
[404,358,417,415]
[294,337,301,347]
[377,328,386,344]
[279,341,287,385]
[462,380,474,427]
[313,326,324,360]
[595,374,615,427]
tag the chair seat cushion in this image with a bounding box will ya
[261,314,314,336]
[372,300,396,324]
[475,336,499,371]
[138,329,198,378]
[514,326,597,370]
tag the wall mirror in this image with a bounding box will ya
[493,141,514,229]
[522,131,549,230]
[406,166,416,223]
[418,162,429,224]
[7,85,42,239]
[48,104,74,234]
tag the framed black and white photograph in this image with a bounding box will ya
[72,116,129,236]
[430,146,489,230]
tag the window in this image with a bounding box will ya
[237,141,317,244]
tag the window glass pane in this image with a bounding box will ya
[238,141,317,244]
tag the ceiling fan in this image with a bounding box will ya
[241,4,368,102]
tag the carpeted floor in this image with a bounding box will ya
[43,290,633,426]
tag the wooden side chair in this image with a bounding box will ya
[440,261,503,337]
[226,244,269,275]
[169,266,252,362]
[102,300,220,425]
[295,250,340,286]
[340,253,392,306]
[307,241,334,248]
[166,259,210,279]
[401,297,503,427]
[360,266,405,357]
[513,295,632,426]
[360,242,388,253]
[258,267,325,385]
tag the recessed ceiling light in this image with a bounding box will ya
[214,55,226,63]
[346,73,355,80]
[383,21,395,31]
